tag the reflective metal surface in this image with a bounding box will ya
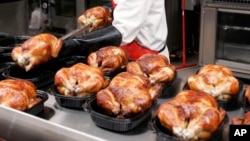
[0,66,246,141]
[0,106,105,141]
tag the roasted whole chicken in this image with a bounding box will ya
[0,79,41,111]
[11,33,63,72]
[78,6,112,32]
[245,86,250,104]
[96,71,161,118]
[231,111,250,125]
[157,90,226,140]
[126,54,176,85]
[87,46,128,73]
[54,63,109,97]
[188,64,240,99]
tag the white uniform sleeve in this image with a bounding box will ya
[112,0,154,45]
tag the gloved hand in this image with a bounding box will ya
[58,25,122,58]
[78,6,113,32]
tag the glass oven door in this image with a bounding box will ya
[199,6,250,79]
[216,11,250,64]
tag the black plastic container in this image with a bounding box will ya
[0,35,30,64]
[150,115,229,141]
[51,85,95,109]
[103,67,126,79]
[0,46,13,54]
[2,65,54,89]
[182,80,244,111]
[0,33,16,47]
[0,35,29,47]
[159,71,178,98]
[47,56,87,72]
[25,90,49,115]
[242,88,250,112]
[84,98,152,132]
[0,62,14,80]
[0,53,13,63]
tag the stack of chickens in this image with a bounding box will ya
[0,79,41,111]
[157,90,226,140]
[187,64,240,100]
[54,63,109,97]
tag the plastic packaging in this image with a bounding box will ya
[84,98,152,132]
[51,85,95,109]
[25,90,49,115]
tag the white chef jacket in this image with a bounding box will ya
[112,0,169,60]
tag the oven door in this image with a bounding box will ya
[199,7,250,79]
[50,0,86,33]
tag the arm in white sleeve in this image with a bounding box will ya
[112,0,154,45]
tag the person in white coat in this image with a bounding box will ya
[59,0,169,61]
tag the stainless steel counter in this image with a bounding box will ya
[0,66,246,141]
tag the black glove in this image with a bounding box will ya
[58,25,122,57]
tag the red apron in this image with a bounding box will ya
[112,0,158,60]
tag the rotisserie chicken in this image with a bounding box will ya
[126,54,176,85]
[187,64,240,100]
[54,63,109,97]
[157,90,226,141]
[0,79,41,111]
[87,46,128,73]
[96,71,161,118]
[231,111,250,125]
[78,6,112,32]
[11,33,63,72]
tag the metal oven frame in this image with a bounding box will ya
[199,0,250,79]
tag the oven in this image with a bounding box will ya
[49,0,86,33]
[27,0,86,36]
[0,0,27,36]
[199,0,250,79]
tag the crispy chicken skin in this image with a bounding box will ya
[78,6,112,32]
[157,90,226,140]
[54,63,109,97]
[11,33,63,72]
[87,46,128,73]
[96,72,159,118]
[126,54,176,85]
[188,64,240,99]
[0,79,40,111]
